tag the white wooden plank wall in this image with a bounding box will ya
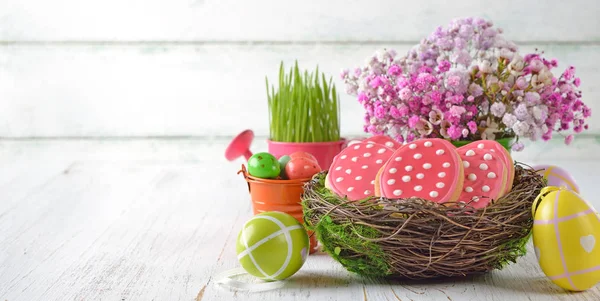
[0,0,599,139]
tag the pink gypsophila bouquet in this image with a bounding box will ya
[341,17,591,151]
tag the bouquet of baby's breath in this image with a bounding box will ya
[342,17,591,151]
[267,61,340,143]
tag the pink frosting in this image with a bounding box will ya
[363,135,401,150]
[456,142,508,208]
[327,142,394,200]
[378,138,462,203]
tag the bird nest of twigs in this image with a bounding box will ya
[301,163,545,279]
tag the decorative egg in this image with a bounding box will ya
[236,211,309,281]
[248,152,280,179]
[289,151,318,163]
[532,164,579,193]
[285,157,321,180]
[532,186,600,291]
[278,155,292,179]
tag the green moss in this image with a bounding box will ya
[303,173,391,277]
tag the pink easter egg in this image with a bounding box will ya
[532,164,580,193]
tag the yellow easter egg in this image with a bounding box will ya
[533,187,600,291]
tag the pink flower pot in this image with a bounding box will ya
[267,139,347,171]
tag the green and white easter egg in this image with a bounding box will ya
[236,211,309,281]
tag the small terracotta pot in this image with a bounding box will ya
[238,165,319,254]
[267,139,346,171]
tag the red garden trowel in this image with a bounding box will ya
[225,129,255,162]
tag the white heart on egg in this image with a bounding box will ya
[534,246,541,261]
[580,235,596,253]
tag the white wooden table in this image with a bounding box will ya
[1,139,599,301]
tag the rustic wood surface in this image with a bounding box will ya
[0,139,598,301]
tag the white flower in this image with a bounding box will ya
[502,113,518,128]
[508,55,524,75]
[512,121,530,136]
[481,118,501,140]
[478,60,494,74]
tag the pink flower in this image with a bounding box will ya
[428,108,444,125]
[447,75,461,87]
[439,120,452,138]
[447,125,463,140]
[389,106,402,119]
[358,92,369,103]
[388,64,402,76]
[374,105,386,118]
[449,105,466,117]
[467,121,478,133]
[438,60,451,72]
[408,115,420,128]
[574,77,581,87]
[565,134,574,145]
[399,87,412,101]
[415,118,434,136]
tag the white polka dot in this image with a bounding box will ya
[387,179,396,185]
[477,143,485,149]
[389,168,398,174]
[336,177,344,183]
[413,153,422,159]
[416,173,425,179]
[482,185,490,192]
[490,149,496,152]
[468,173,477,181]
[487,172,496,179]
[429,191,439,198]
[364,152,372,157]
[436,149,445,155]
[335,166,342,171]
[385,142,394,148]
[351,157,358,162]
[355,176,363,180]
[376,159,383,164]
[463,161,470,168]
[366,144,374,148]
[409,144,417,149]
[414,185,423,191]
[483,153,492,161]
[393,189,402,196]
[466,150,475,157]
[394,156,402,162]
[423,163,432,169]
[424,141,433,147]
[472,196,480,202]
[364,190,371,195]
[341,155,347,159]
[436,182,445,188]
[405,165,413,172]
[443,162,451,168]
[370,180,375,185]
[345,169,352,174]
[304,165,310,169]
[354,145,360,150]
[438,172,446,178]
[362,165,368,169]
[378,148,387,154]
[347,187,354,192]
[465,186,473,193]
[479,163,488,170]
[402,175,411,182]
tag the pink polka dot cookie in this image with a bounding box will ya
[374,138,464,203]
[456,142,509,208]
[471,140,515,194]
[325,142,394,200]
[363,135,401,150]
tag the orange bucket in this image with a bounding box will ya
[238,165,319,253]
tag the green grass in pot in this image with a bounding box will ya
[266,61,340,143]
